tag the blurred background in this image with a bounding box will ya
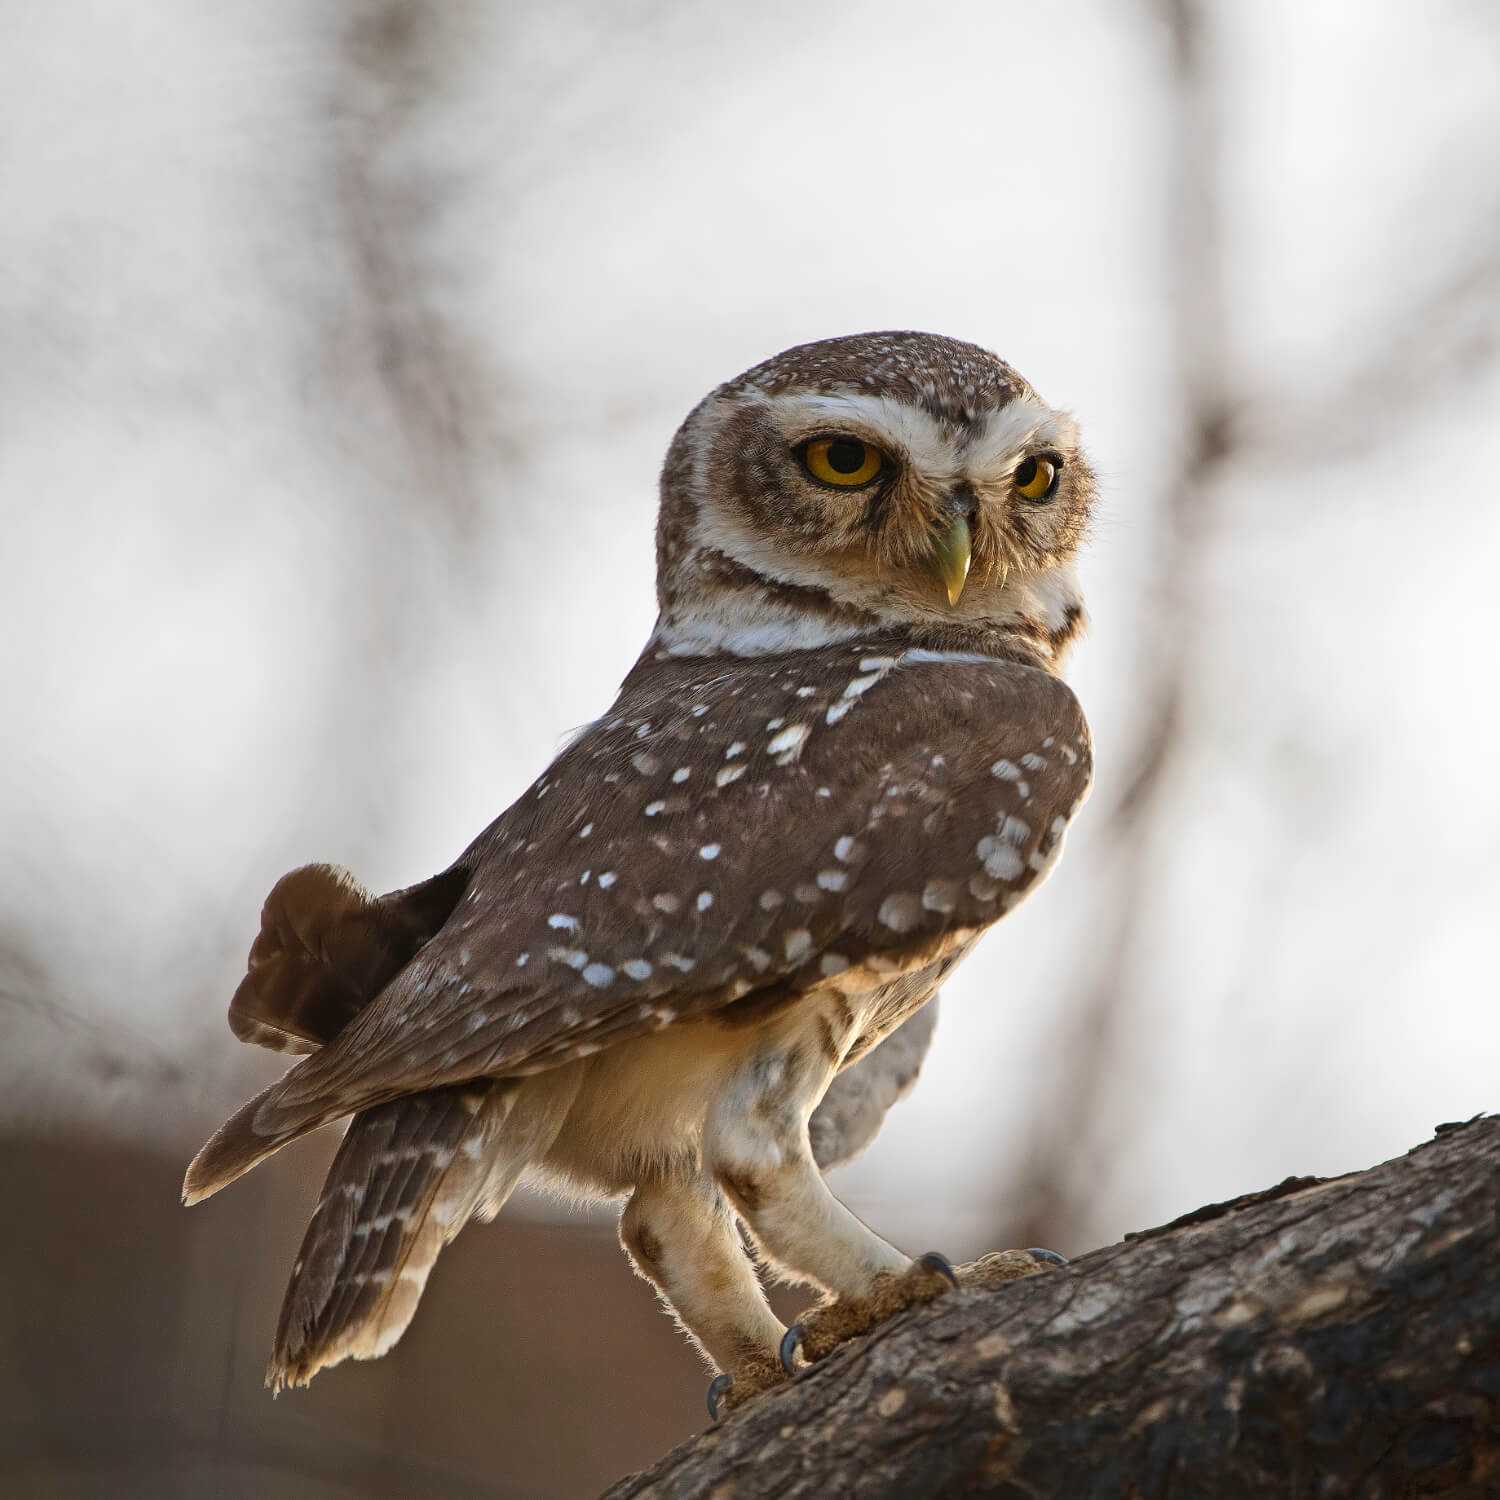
[3,1,1498,1495]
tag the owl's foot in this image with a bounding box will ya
[707,1349,788,1420]
[780,1249,1066,1376]
[781,1251,959,1373]
[960,1246,1068,1287]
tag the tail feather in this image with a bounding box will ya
[269,1082,514,1390]
[228,862,469,1055]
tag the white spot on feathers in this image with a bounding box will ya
[820,953,848,977]
[784,930,813,962]
[816,869,847,892]
[653,893,681,914]
[645,801,666,816]
[727,742,746,758]
[759,889,782,910]
[1020,752,1048,772]
[599,871,618,888]
[673,767,691,783]
[623,958,652,980]
[991,759,1021,781]
[699,843,721,860]
[548,947,588,969]
[715,764,746,787]
[923,879,958,913]
[834,836,857,861]
[767,724,810,763]
[977,837,1024,880]
[878,893,922,932]
[825,698,856,725]
[548,914,580,932]
[697,890,714,912]
[582,963,615,988]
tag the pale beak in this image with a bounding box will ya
[931,513,972,606]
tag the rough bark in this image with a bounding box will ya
[604,1117,1500,1500]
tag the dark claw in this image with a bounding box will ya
[918,1250,960,1287]
[780,1323,805,1375]
[707,1372,734,1421]
[1025,1247,1068,1266]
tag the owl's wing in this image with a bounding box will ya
[809,1000,939,1171]
[187,642,1090,1198]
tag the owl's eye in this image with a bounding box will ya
[1014,454,1061,501]
[801,436,885,488]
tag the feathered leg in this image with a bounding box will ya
[620,1169,787,1415]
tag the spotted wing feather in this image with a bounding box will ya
[185,641,1089,1199]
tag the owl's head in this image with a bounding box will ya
[652,331,1095,669]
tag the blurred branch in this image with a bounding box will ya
[1002,0,1236,1251]
[1253,228,1500,462]
[330,0,495,539]
[0,935,188,1102]
[607,1117,1500,1499]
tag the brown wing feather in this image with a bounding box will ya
[186,640,1090,1199]
[268,1082,504,1389]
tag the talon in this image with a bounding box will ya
[779,1323,805,1375]
[1025,1247,1068,1266]
[707,1372,734,1421]
[918,1250,960,1287]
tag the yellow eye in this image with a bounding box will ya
[1014,454,1060,501]
[802,436,884,488]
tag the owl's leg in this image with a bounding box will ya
[620,1169,787,1413]
[702,1046,956,1373]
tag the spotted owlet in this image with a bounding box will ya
[184,331,1095,1414]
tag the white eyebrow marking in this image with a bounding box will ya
[964,398,1078,483]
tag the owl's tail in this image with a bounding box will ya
[182,861,541,1386]
[267,1081,515,1390]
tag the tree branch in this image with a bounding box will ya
[605,1117,1500,1499]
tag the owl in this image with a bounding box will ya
[184,331,1095,1416]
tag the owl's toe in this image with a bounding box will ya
[784,1251,960,1371]
[956,1246,1069,1287]
[707,1349,789,1419]
[917,1249,960,1285]
[706,1372,735,1421]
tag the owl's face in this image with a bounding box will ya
[653,332,1095,664]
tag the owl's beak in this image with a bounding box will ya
[931,513,972,607]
